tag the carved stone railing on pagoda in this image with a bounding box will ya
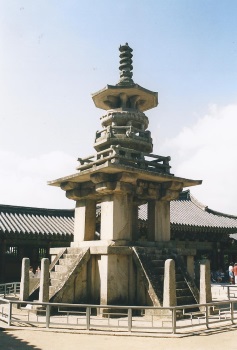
[77,145,171,174]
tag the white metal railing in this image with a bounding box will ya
[0,282,20,297]
[211,284,237,300]
[1,297,237,335]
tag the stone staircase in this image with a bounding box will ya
[133,247,199,307]
[49,247,90,302]
[29,247,90,303]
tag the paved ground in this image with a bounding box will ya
[1,327,237,350]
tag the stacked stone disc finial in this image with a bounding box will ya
[118,43,134,85]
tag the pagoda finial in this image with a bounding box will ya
[117,43,134,86]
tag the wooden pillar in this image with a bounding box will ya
[0,239,6,283]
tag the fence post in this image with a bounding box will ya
[172,308,176,334]
[205,305,209,329]
[14,283,17,295]
[128,308,132,332]
[86,307,91,330]
[46,304,51,328]
[227,286,230,300]
[8,302,12,326]
[230,301,234,324]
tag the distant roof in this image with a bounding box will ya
[139,190,237,234]
[0,204,74,240]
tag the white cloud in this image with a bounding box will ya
[160,103,237,215]
[1,103,237,215]
[0,150,77,208]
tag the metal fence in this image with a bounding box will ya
[1,282,237,335]
[1,297,237,335]
[0,282,20,297]
[211,284,237,300]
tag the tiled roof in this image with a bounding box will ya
[139,190,237,233]
[1,190,237,239]
[0,204,74,239]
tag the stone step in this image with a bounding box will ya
[50,278,61,286]
[176,274,184,282]
[176,281,187,289]
[50,271,63,279]
[176,295,196,306]
[63,253,81,259]
[66,248,83,254]
[176,288,192,297]
[55,264,68,273]
[59,258,75,266]
[150,255,169,260]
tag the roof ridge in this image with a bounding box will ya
[189,193,207,211]
[206,207,237,219]
[0,203,74,216]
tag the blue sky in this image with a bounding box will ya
[1,0,237,214]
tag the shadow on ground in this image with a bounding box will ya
[0,328,41,350]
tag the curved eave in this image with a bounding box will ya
[92,84,158,112]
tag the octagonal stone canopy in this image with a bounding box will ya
[92,84,158,112]
[48,161,202,191]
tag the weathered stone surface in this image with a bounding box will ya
[199,259,212,305]
[100,193,132,241]
[74,199,96,242]
[163,259,176,307]
[39,258,50,303]
[19,258,30,301]
[148,200,170,241]
[99,254,132,305]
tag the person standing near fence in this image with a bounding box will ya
[234,263,237,284]
[229,263,234,284]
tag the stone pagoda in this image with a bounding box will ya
[48,44,202,308]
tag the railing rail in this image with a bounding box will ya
[211,284,237,300]
[0,282,20,297]
[1,296,237,335]
[77,145,171,174]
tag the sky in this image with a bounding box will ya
[0,0,237,214]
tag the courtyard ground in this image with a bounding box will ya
[1,327,237,350]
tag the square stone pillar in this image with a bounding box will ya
[39,258,49,303]
[100,193,132,241]
[148,200,170,242]
[73,199,96,243]
[99,254,130,305]
[199,259,212,305]
[20,258,30,301]
[163,259,176,307]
